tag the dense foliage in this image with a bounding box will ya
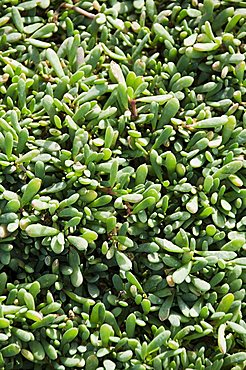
[0,0,245,369]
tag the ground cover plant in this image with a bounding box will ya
[0,0,245,369]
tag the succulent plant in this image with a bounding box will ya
[0,0,245,369]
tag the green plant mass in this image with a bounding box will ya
[0,0,245,369]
